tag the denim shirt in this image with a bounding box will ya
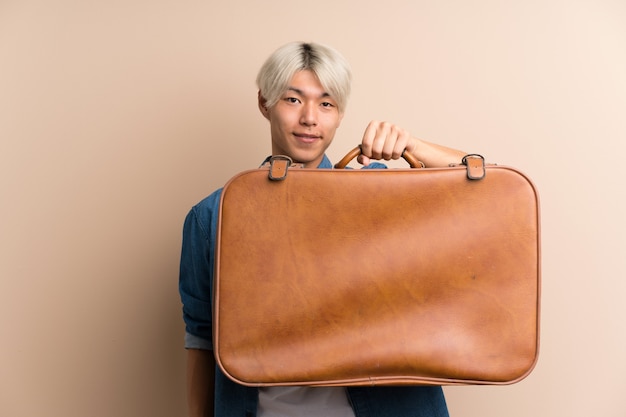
[179,155,449,417]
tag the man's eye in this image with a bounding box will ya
[321,102,335,108]
[285,97,300,103]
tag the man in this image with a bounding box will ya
[179,41,466,417]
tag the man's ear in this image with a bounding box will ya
[258,91,270,120]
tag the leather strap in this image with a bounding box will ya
[462,154,486,180]
[268,155,293,181]
[333,145,424,169]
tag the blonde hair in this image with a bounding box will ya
[256,42,352,113]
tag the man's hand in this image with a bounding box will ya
[358,120,415,166]
[358,120,466,168]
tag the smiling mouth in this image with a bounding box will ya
[294,133,321,143]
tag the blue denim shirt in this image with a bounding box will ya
[179,155,449,417]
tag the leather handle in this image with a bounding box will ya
[333,146,424,169]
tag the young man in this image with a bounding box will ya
[179,41,466,417]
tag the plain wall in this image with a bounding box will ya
[1,1,625,416]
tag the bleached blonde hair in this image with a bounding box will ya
[256,41,352,113]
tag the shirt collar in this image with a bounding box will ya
[317,154,333,168]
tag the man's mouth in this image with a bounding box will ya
[294,133,321,143]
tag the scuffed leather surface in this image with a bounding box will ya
[214,166,540,387]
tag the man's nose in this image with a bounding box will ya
[300,103,317,126]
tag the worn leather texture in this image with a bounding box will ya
[214,160,540,387]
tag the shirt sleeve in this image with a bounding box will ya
[178,189,223,349]
[185,331,213,350]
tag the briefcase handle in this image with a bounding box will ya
[334,145,424,169]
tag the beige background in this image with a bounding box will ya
[1,1,625,416]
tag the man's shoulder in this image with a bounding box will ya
[195,188,223,208]
[188,188,223,223]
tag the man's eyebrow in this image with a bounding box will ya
[286,86,331,98]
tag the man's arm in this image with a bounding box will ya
[187,348,215,417]
[406,137,467,168]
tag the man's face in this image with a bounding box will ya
[260,70,344,168]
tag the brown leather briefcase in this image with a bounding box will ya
[213,148,540,387]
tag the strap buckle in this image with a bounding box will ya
[461,154,486,180]
[268,155,293,181]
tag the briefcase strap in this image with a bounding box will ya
[335,146,487,181]
[334,145,425,169]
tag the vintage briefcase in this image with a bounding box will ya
[213,147,540,387]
